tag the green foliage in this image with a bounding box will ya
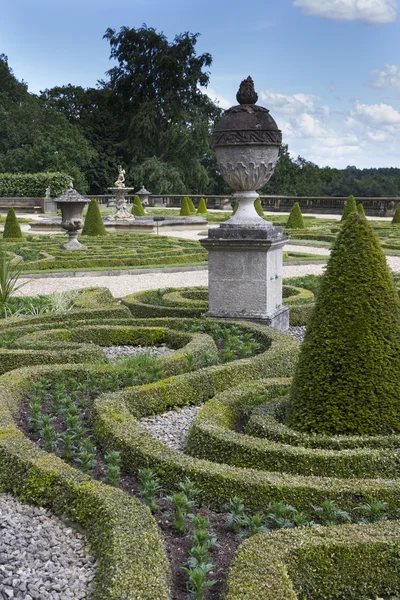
[180,196,192,216]
[132,195,146,216]
[286,213,400,435]
[232,200,238,215]
[392,204,400,224]
[357,202,366,217]
[0,248,26,308]
[254,197,264,217]
[3,208,22,239]
[0,172,72,198]
[286,202,305,229]
[340,194,357,221]
[196,198,207,215]
[185,196,196,214]
[82,199,106,236]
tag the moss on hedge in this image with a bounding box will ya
[287,213,400,435]
[224,522,400,600]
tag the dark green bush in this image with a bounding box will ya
[82,200,106,236]
[3,208,22,239]
[357,203,366,217]
[0,173,71,197]
[286,212,400,435]
[286,203,305,229]
[132,195,146,217]
[341,195,357,221]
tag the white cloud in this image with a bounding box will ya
[297,113,327,137]
[368,64,400,89]
[203,87,232,110]
[293,0,398,24]
[260,89,317,115]
[350,101,400,128]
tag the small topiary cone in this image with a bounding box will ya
[197,197,208,215]
[232,200,239,215]
[185,196,196,214]
[286,202,305,229]
[179,197,191,216]
[254,197,264,217]
[3,208,22,239]
[357,203,366,218]
[132,195,146,217]
[341,195,357,221]
[392,204,400,224]
[286,212,400,436]
[82,199,106,236]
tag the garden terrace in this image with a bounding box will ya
[2,287,400,598]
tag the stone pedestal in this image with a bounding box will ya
[201,223,289,330]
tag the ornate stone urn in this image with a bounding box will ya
[56,182,87,250]
[200,77,289,330]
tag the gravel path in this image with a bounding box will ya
[140,406,203,450]
[103,344,174,361]
[0,494,96,600]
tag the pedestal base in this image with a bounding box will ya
[200,224,289,331]
[61,231,87,250]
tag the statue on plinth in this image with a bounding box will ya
[106,165,135,221]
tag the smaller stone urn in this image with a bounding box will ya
[136,185,151,207]
[55,182,87,250]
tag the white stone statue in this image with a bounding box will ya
[115,165,126,189]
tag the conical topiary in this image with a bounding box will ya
[341,195,357,221]
[357,203,366,218]
[185,196,196,214]
[254,197,264,217]
[392,204,400,224]
[286,212,400,436]
[286,202,305,229]
[3,208,22,239]
[232,200,238,215]
[82,199,106,236]
[197,197,208,215]
[180,197,191,216]
[132,195,146,217]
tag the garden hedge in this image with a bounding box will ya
[0,172,71,197]
[224,522,400,600]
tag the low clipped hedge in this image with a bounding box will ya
[0,364,170,600]
[186,384,400,478]
[224,522,400,599]
[0,172,71,197]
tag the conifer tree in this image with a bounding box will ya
[357,203,366,218]
[179,197,191,216]
[197,197,208,215]
[3,208,22,239]
[286,202,305,229]
[286,213,400,435]
[392,204,400,224]
[341,195,357,221]
[82,199,106,236]
[132,195,146,216]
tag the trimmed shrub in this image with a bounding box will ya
[286,202,305,229]
[132,195,146,217]
[196,197,208,215]
[232,200,238,215]
[0,173,71,198]
[179,197,191,216]
[254,197,264,217]
[286,213,400,435]
[392,204,400,224]
[82,200,106,236]
[357,203,366,217]
[3,208,22,239]
[341,194,357,221]
[185,196,196,214]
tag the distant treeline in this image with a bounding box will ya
[0,26,398,197]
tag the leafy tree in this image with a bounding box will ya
[82,199,106,236]
[3,208,22,239]
[286,213,400,435]
[341,195,357,221]
[286,202,305,229]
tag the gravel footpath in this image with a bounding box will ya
[0,494,96,600]
[103,344,173,360]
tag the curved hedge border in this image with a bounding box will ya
[224,521,400,599]
[186,385,400,478]
[0,364,171,600]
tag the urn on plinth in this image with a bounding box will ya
[55,182,87,250]
[200,76,289,330]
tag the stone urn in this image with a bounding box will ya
[212,76,282,229]
[136,185,152,207]
[200,77,289,330]
[55,182,87,250]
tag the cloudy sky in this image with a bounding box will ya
[1,0,399,169]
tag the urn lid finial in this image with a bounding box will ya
[236,76,258,105]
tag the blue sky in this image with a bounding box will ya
[1,0,400,169]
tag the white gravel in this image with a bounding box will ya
[140,405,203,450]
[103,344,174,360]
[0,494,96,600]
